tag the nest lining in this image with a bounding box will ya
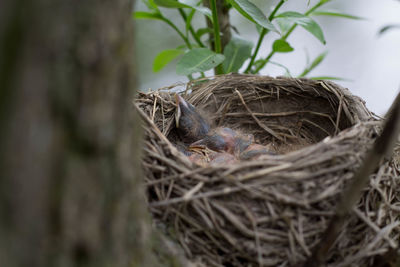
[135,74,400,266]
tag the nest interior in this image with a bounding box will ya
[135,74,400,267]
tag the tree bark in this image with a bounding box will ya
[0,0,154,266]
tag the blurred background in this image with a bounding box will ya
[135,0,400,115]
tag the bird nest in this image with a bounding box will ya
[135,74,400,266]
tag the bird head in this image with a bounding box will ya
[174,94,210,143]
[190,127,237,153]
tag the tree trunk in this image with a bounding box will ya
[0,0,154,266]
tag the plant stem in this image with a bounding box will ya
[252,0,329,74]
[244,0,285,73]
[178,9,205,48]
[161,16,192,49]
[253,26,295,73]
[209,0,223,74]
[209,0,221,54]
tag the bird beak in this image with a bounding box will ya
[175,94,192,128]
[189,139,207,150]
[174,94,182,128]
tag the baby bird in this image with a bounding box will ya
[190,127,238,153]
[175,94,210,143]
[190,127,275,160]
[239,143,276,160]
[173,94,276,165]
[190,127,254,155]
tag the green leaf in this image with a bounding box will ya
[227,0,279,33]
[192,6,212,19]
[255,24,263,34]
[185,9,196,36]
[378,24,400,35]
[298,51,328,77]
[223,37,253,73]
[309,76,351,81]
[175,44,188,50]
[154,0,211,18]
[176,48,225,75]
[272,39,294,53]
[196,28,213,38]
[154,0,189,8]
[133,11,163,20]
[153,49,184,72]
[180,0,212,19]
[269,61,293,77]
[141,0,159,11]
[308,51,328,71]
[276,11,326,44]
[179,0,197,5]
[311,11,365,20]
[275,18,292,34]
[253,59,264,70]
